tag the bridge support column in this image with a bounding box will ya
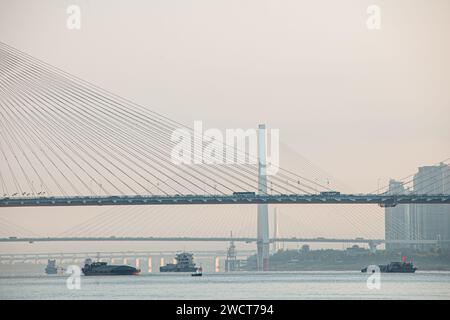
[368,241,379,253]
[135,258,140,269]
[257,124,270,271]
[272,207,278,254]
[215,256,220,273]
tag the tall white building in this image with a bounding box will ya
[385,180,411,250]
[385,163,450,250]
[410,163,450,249]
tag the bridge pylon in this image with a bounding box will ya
[257,124,270,271]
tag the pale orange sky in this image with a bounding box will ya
[0,0,449,247]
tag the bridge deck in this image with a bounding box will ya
[1,194,450,207]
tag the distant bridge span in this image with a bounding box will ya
[0,236,442,246]
[1,193,450,208]
[0,250,255,264]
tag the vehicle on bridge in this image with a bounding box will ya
[319,191,341,196]
[233,192,256,196]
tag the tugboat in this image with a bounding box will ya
[361,261,417,273]
[82,258,140,276]
[192,266,203,277]
[160,252,198,272]
[45,259,58,275]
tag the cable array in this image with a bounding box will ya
[0,41,331,198]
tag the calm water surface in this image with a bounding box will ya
[1,271,449,300]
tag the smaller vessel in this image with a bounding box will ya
[45,259,58,275]
[192,266,203,277]
[160,252,198,272]
[361,261,417,273]
[82,258,140,276]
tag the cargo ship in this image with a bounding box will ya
[82,258,140,276]
[361,261,417,273]
[160,252,198,272]
[45,259,58,275]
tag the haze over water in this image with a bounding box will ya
[1,272,449,300]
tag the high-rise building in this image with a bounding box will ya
[385,163,450,250]
[410,163,450,249]
[385,180,410,250]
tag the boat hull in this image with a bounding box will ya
[361,262,417,273]
[45,268,58,275]
[82,265,140,276]
[160,266,197,272]
[361,268,416,273]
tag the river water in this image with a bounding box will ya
[1,271,449,299]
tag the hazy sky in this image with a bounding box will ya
[0,0,449,247]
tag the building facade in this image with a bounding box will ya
[385,163,450,250]
[410,163,450,249]
[385,180,411,250]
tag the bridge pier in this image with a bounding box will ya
[135,258,140,269]
[148,257,152,273]
[368,241,377,253]
[215,256,220,272]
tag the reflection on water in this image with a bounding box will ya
[1,271,449,300]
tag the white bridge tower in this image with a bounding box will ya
[257,124,270,271]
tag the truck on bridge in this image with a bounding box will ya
[320,191,341,196]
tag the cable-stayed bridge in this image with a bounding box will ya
[0,41,449,207]
[1,41,449,271]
